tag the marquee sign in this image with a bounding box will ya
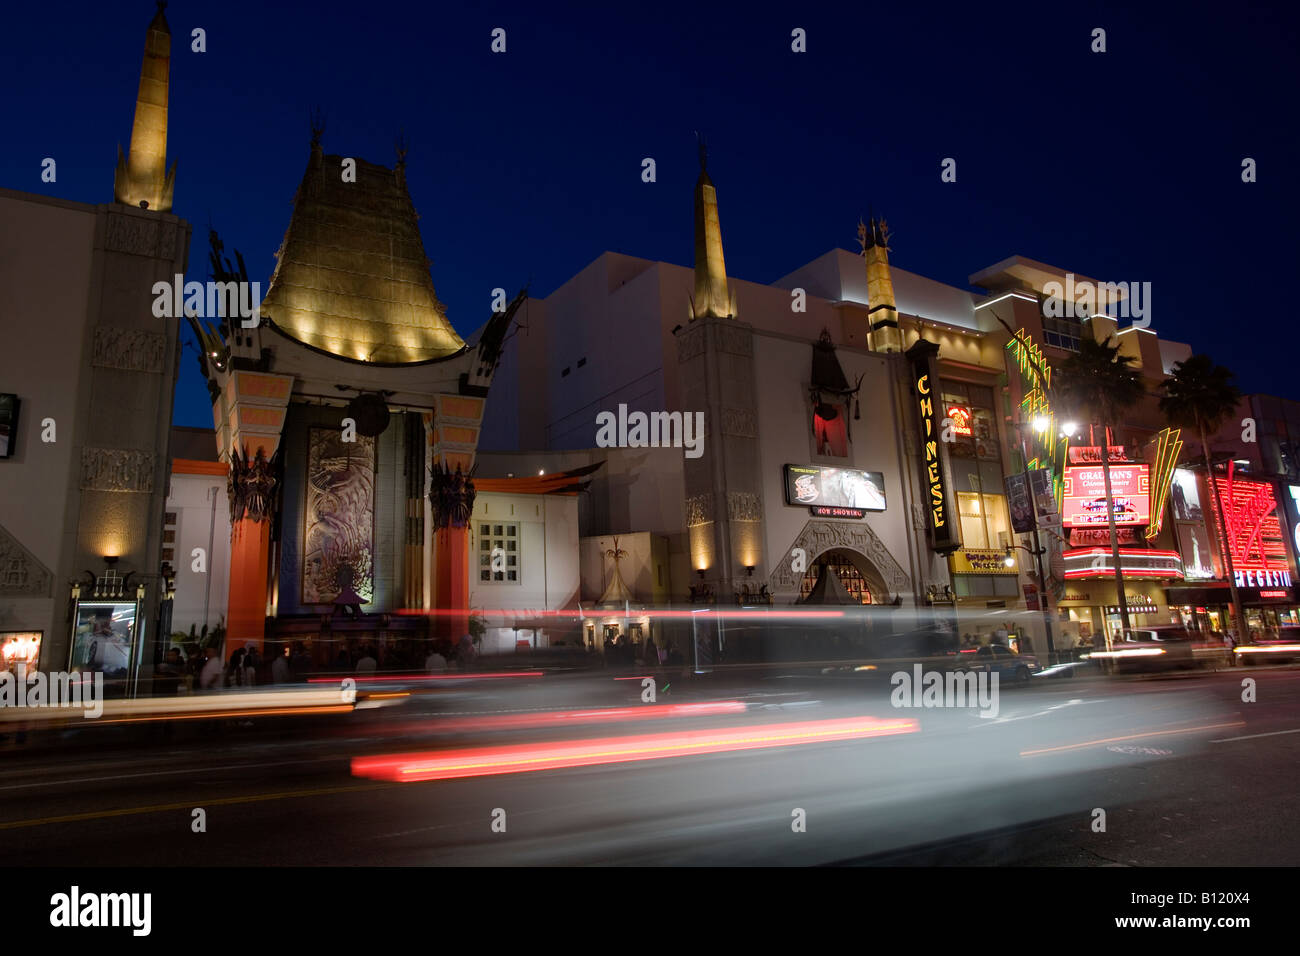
[1064,548,1184,580]
[784,465,886,512]
[1062,464,1150,527]
[907,340,961,554]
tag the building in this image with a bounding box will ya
[479,149,1218,659]
[0,4,190,693]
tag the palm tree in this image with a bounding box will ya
[1055,336,1147,648]
[1158,354,1245,645]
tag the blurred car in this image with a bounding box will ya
[950,643,1039,684]
[1235,626,1300,665]
[1107,627,1197,673]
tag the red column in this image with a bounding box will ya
[434,525,470,644]
[226,518,270,655]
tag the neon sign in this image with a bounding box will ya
[1207,473,1292,585]
[1062,464,1150,527]
[945,404,972,436]
[907,340,961,553]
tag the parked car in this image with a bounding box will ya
[950,643,1039,684]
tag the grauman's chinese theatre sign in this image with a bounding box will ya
[906,339,961,554]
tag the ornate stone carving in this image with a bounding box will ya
[720,406,757,438]
[685,493,714,527]
[92,326,167,373]
[768,519,911,598]
[80,448,156,493]
[676,326,706,362]
[104,213,179,259]
[727,492,762,522]
[712,323,752,356]
[0,523,53,596]
[229,446,280,524]
[429,462,476,530]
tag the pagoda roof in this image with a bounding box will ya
[259,150,465,364]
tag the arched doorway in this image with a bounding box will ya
[797,548,891,605]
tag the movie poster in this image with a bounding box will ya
[302,428,375,605]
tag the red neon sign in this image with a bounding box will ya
[946,405,972,436]
[1062,464,1150,528]
[1207,474,1289,572]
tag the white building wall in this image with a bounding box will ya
[469,491,579,654]
[753,333,919,599]
[165,471,231,640]
[0,192,95,647]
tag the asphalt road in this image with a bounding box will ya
[1,663,1296,866]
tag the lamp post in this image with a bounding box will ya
[1010,416,1059,667]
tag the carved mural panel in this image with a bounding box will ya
[727,492,762,522]
[685,493,714,527]
[720,406,757,438]
[92,326,167,373]
[80,448,156,493]
[104,214,179,259]
[676,326,706,362]
[769,519,911,597]
[302,428,375,605]
[0,524,52,596]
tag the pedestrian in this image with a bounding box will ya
[272,646,292,683]
[425,643,447,672]
[242,645,258,686]
[456,633,476,671]
[356,644,377,674]
[199,646,223,690]
[643,635,659,671]
[226,647,246,687]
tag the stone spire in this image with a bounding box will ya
[859,215,901,352]
[114,2,176,212]
[690,139,734,320]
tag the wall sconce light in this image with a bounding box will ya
[745,565,755,577]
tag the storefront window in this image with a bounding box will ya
[956,493,1010,550]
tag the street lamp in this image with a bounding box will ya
[1009,418,1059,666]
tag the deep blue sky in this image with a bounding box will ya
[4,1,1297,428]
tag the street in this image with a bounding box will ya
[2,663,1295,866]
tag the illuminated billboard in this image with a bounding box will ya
[784,464,886,511]
[1206,473,1293,587]
[1062,464,1150,528]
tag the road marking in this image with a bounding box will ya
[1019,720,1245,757]
[1209,727,1300,743]
[0,782,390,831]
[0,756,344,793]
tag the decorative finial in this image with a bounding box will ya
[156,0,167,12]
[309,108,325,149]
[395,130,408,167]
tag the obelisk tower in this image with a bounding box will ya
[114,2,176,212]
[860,216,902,353]
[677,143,764,605]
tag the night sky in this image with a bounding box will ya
[4,1,1297,428]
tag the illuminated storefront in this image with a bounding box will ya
[1167,470,1300,636]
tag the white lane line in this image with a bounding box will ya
[1210,727,1300,743]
